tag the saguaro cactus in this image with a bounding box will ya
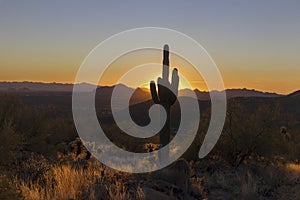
[150,44,179,161]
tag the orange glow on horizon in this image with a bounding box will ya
[0,49,298,95]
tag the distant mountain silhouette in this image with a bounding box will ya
[95,84,150,105]
[180,88,281,100]
[224,88,281,98]
[0,81,74,92]
[288,90,300,98]
[3,82,297,127]
[0,82,296,101]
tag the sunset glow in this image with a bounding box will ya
[0,1,299,94]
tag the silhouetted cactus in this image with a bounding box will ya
[150,44,179,161]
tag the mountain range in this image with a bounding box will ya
[0,81,297,101]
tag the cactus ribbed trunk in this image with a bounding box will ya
[160,103,170,149]
[158,103,170,162]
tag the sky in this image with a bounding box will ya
[0,0,299,94]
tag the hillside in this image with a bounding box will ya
[288,90,300,98]
[181,88,282,100]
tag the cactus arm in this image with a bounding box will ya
[166,68,178,105]
[150,81,160,104]
[171,68,179,96]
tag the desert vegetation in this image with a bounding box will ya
[0,91,299,199]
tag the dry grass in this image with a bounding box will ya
[8,153,300,200]
[0,172,20,199]
[193,159,300,199]
[20,164,97,199]
[236,171,258,199]
[16,154,145,200]
[285,163,300,174]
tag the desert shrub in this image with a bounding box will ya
[216,99,279,167]
[0,95,24,166]
[0,121,23,165]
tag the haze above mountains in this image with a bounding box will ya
[0,81,299,101]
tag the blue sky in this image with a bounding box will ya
[0,0,299,93]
